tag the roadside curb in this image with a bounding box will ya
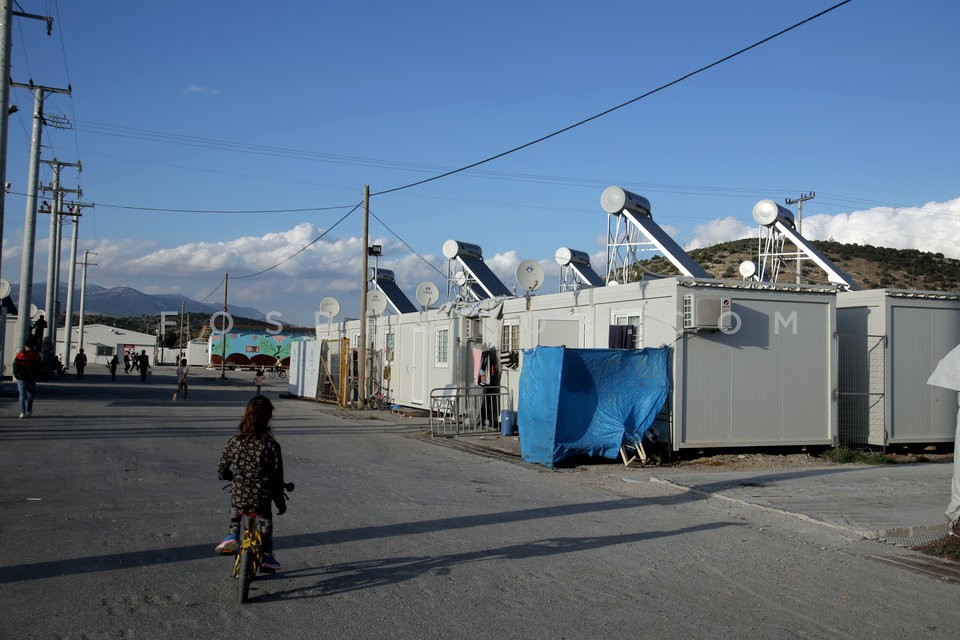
[646,476,950,548]
[645,476,873,538]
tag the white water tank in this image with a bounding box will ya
[600,186,651,217]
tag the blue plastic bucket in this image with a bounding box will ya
[500,410,516,436]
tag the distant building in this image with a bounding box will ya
[55,324,156,366]
[209,330,309,368]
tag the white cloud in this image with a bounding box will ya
[676,199,960,259]
[684,216,756,250]
[185,84,219,95]
[17,198,956,323]
[486,249,521,291]
[801,198,960,258]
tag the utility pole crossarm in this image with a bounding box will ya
[785,192,816,233]
[59,201,92,217]
[785,192,816,284]
[11,10,53,35]
[10,81,70,95]
[41,158,81,170]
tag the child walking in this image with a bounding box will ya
[215,396,287,572]
[254,368,264,395]
[174,358,189,400]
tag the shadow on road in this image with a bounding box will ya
[264,521,738,600]
[0,497,738,586]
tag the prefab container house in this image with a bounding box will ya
[296,276,840,452]
[836,289,960,447]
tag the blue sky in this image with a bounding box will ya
[0,0,957,325]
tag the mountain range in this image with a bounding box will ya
[7,283,266,320]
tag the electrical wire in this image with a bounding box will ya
[94,201,359,215]
[58,4,854,212]
[370,0,855,197]
[197,276,224,304]
[72,120,803,198]
[2,189,357,215]
[14,7,34,82]
[232,202,361,279]
[369,209,446,277]
[52,0,82,171]
[171,203,360,300]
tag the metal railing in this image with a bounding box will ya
[429,385,512,437]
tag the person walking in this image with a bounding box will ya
[123,352,130,374]
[254,368,264,395]
[12,341,42,418]
[73,349,88,380]
[137,349,150,382]
[174,358,189,399]
[32,314,47,346]
[109,354,120,381]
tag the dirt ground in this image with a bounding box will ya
[662,451,953,472]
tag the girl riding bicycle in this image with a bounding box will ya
[215,395,287,572]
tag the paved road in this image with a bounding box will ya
[1,367,959,639]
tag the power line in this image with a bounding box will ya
[59,4,853,207]
[163,203,361,301]
[2,189,356,214]
[370,0,855,197]
[232,202,361,279]
[95,201,358,215]
[197,276,224,304]
[74,120,460,172]
[66,121,799,195]
[369,209,446,277]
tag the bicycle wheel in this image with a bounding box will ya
[278,369,286,378]
[237,548,254,603]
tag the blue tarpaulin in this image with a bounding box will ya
[518,347,671,467]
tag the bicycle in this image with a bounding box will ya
[231,482,294,603]
[367,386,391,410]
[267,366,286,379]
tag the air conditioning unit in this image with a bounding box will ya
[683,294,733,330]
[463,318,482,340]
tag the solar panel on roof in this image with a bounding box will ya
[375,279,418,314]
[571,263,605,287]
[457,256,512,298]
[620,210,711,279]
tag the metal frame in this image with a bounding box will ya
[429,385,512,437]
[837,333,886,449]
[317,338,350,407]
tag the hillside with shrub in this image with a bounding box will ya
[635,239,960,292]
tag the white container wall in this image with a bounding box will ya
[288,339,321,399]
[837,289,960,446]
[310,277,840,451]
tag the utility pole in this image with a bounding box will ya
[0,2,53,375]
[38,160,80,366]
[77,250,96,355]
[61,202,90,369]
[178,300,185,361]
[786,192,815,284]
[11,81,70,351]
[50,193,82,345]
[358,185,370,408]
[220,272,228,379]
